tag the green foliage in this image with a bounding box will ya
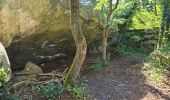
[130,7,161,29]
[0,84,20,100]
[161,41,170,54]
[111,0,137,26]
[33,79,63,99]
[0,91,20,100]
[93,0,109,10]
[89,60,110,69]
[92,0,137,27]
[146,67,164,82]
[131,35,143,42]
[122,32,144,45]
[157,0,170,48]
[147,58,165,82]
[157,41,170,69]
[67,84,87,99]
[126,0,163,29]
[116,44,129,56]
[146,41,170,82]
[0,63,10,86]
[116,44,148,59]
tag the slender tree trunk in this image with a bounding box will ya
[64,0,87,87]
[102,0,119,60]
[154,2,158,16]
[157,0,170,49]
[102,27,109,60]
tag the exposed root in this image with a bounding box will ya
[8,80,37,92]
[8,68,69,92]
[61,67,68,81]
[15,73,63,77]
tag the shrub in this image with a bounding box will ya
[116,44,148,59]
[146,41,170,82]
[67,84,87,99]
[0,91,20,100]
[33,79,63,99]
[0,62,10,86]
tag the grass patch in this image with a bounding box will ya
[89,60,110,69]
[145,41,170,82]
[146,67,165,82]
[145,58,166,82]
[67,84,87,99]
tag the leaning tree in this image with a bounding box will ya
[64,0,87,87]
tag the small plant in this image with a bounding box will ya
[0,62,18,100]
[67,84,87,99]
[146,55,166,82]
[146,67,164,82]
[160,41,170,52]
[89,60,110,69]
[0,83,20,100]
[146,41,170,82]
[33,79,63,99]
[0,91,20,100]
[0,62,11,86]
[116,44,128,56]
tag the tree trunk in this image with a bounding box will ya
[157,0,170,49]
[102,27,108,60]
[102,0,119,61]
[64,0,87,87]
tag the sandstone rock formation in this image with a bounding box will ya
[0,0,110,69]
[21,62,43,74]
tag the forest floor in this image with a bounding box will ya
[49,55,170,100]
[80,55,170,100]
[11,55,170,100]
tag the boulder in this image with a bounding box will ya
[12,62,42,84]
[0,0,117,69]
[21,62,43,74]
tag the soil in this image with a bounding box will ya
[81,55,170,100]
[9,55,170,100]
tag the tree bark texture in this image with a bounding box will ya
[102,0,119,60]
[64,0,87,87]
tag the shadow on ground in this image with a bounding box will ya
[81,55,170,100]
[8,55,170,100]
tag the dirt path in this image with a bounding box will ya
[11,55,170,100]
[81,56,170,100]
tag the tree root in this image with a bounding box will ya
[61,67,68,81]
[9,69,69,91]
[8,80,37,92]
[15,73,63,77]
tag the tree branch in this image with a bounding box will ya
[112,0,120,11]
[107,0,120,24]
